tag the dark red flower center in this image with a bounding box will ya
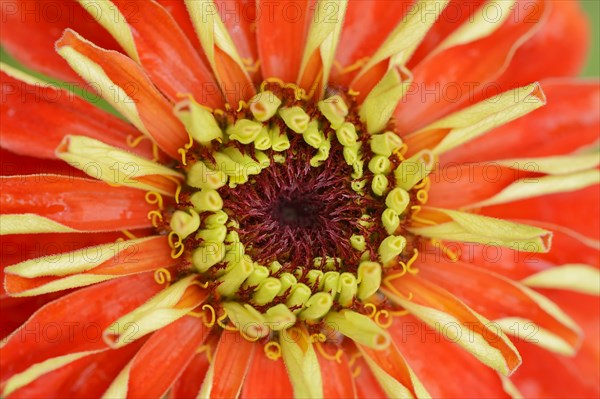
[220,138,371,271]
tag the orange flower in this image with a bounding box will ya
[1,1,598,398]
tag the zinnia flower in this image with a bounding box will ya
[1,0,598,398]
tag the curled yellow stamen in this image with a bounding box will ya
[363,303,378,318]
[261,78,306,100]
[389,309,410,317]
[154,268,172,286]
[351,364,362,378]
[201,304,216,328]
[410,205,437,226]
[315,342,343,364]
[309,333,327,343]
[416,189,429,204]
[242,58,261,73]
[145,191,164,210]
[167,231,185,259]
[237,100,249,112]
[171,245,185,259]
[151,143,160,162]
[264,341,282,361]
[147,210,163,228]
[178,148,188,166]
[348,352,361,368]
[168,231,182,248]
[240,328,261,342]
[334,57,369,76]
[397,248,420,276]
[175,185,182,204]
[413,176,431,191]
[374,309,394,329]
[393,143,409,161]
[126,133,148,148]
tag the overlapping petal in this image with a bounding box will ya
[103,316,208,398]
[0,0,121,82]
[55,29,189,159]
[0,273,162,396]
[0,175,158,234]
[395,0,547,134]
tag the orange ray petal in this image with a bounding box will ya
[169,351,211,399]
[382,273,522,376]
[204,330,256,398]
[495,0,590,88]
[418,258,582,354]
[123,316,209,398]
[394,0,546,134]
[4,236,178,296]
[255,0,311,83]
[0,175,159,233]
[315,343,356,398]
[55,29,188,159]
[8,340,143,399]
[110,0,225,109]
[333,0,413,86]
[0,0,122,82]
[241,345,294,398]
[442,81,600,164]
[390,315,512,398]
[0,69,155,161]
[0,273,162,387]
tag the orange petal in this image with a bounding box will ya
[0,148,85,178]
[427,164,538,209]
[123,316,209,398]
[203,330,256,398]
[0,0,121,82]
[418,258,581,354]
[482,186,600,241]
[0,273,162,387]
[0,175,158,233]
[496,0,590,87]
[169,351,211,399]
[8,341,143,399]
[390,315,512,398]
[332,0,413,86]
[55,29,188,159]
[351,354,387,399]
[155,0,209,64]
[382,273,522,376]
[255,0,311,83]
[315,343,356,398]
[241,346,294,398]
[442,81,600,164]
[0,69,155,161]
[4,236,178,296]
[358,341,428,398]
[394,0,546,134]
[110,0,224,109]
[215,0,261,83]
[408,0,485,67]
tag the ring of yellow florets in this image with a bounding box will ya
[159,81,431,345]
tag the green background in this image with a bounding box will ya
[582,0,600,76]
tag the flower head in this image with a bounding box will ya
[1,0,599,398]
